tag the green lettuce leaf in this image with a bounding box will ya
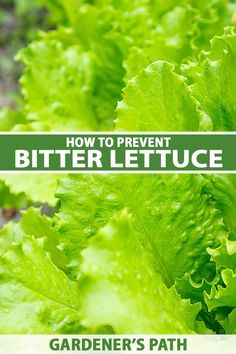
[0,0,235,336]
[0,280,81,334]
[221,308,236,334]
[80,210,200,333]
[124,4,196,81]
[192,27,236,131]
[0,108,27,131]
[0,208,67,270]
[0,208,81,334]
[175,273,215,303]
[0,180,28,209]
[55,175,122,278]
[116,61,207,132]
[0,174,61,206]
[122,174,225,284]
[56,174,226,287]
[54,172,227,334]
[203,175,236,238]
[16,38,98,131]
[205,269,236,309]
[1,236,80,311]
[208,237,236,271]
[16,11,126,131]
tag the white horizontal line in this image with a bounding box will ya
[0,171,235,174]
[0,131,236,135]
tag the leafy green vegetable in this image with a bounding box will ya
[0,208,81,334]
[116,61,206,131]
[0,174,61,206]
[80,210,200,334]
[0,108,27,132]
[0,280,81,334]
[205,269,236,309]
[208,237,236,270]
[203,174,236,238]
[191,27,236,131]
[16,38,98,131]
[55,175,122,278]
[0,0,236,335]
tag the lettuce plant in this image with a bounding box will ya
[0,0,236,334]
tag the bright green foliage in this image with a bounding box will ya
[0,281,81,334]
[0,208,67,272]
[3,0,235,135]
[222,309,236,333]
[55,174,226,286]
[206,269,236,309]
[208,237,236,270]
[0,0,236,335]
[192,27,236,131]
[0,174,61,206]
[175,274,215,303]
[203,174,236,236]
[1,237,80,311]
[0,208,81,333]
[0,108,27,132]
[16,23,125,131]
[120,175,224,284]
[0,0,235,205]
[55,175,122,278]
[80,210,200,334]
[0,180,28,209]
[53,172,229,333]
[116,62,204,131]
[16,39,98,131]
